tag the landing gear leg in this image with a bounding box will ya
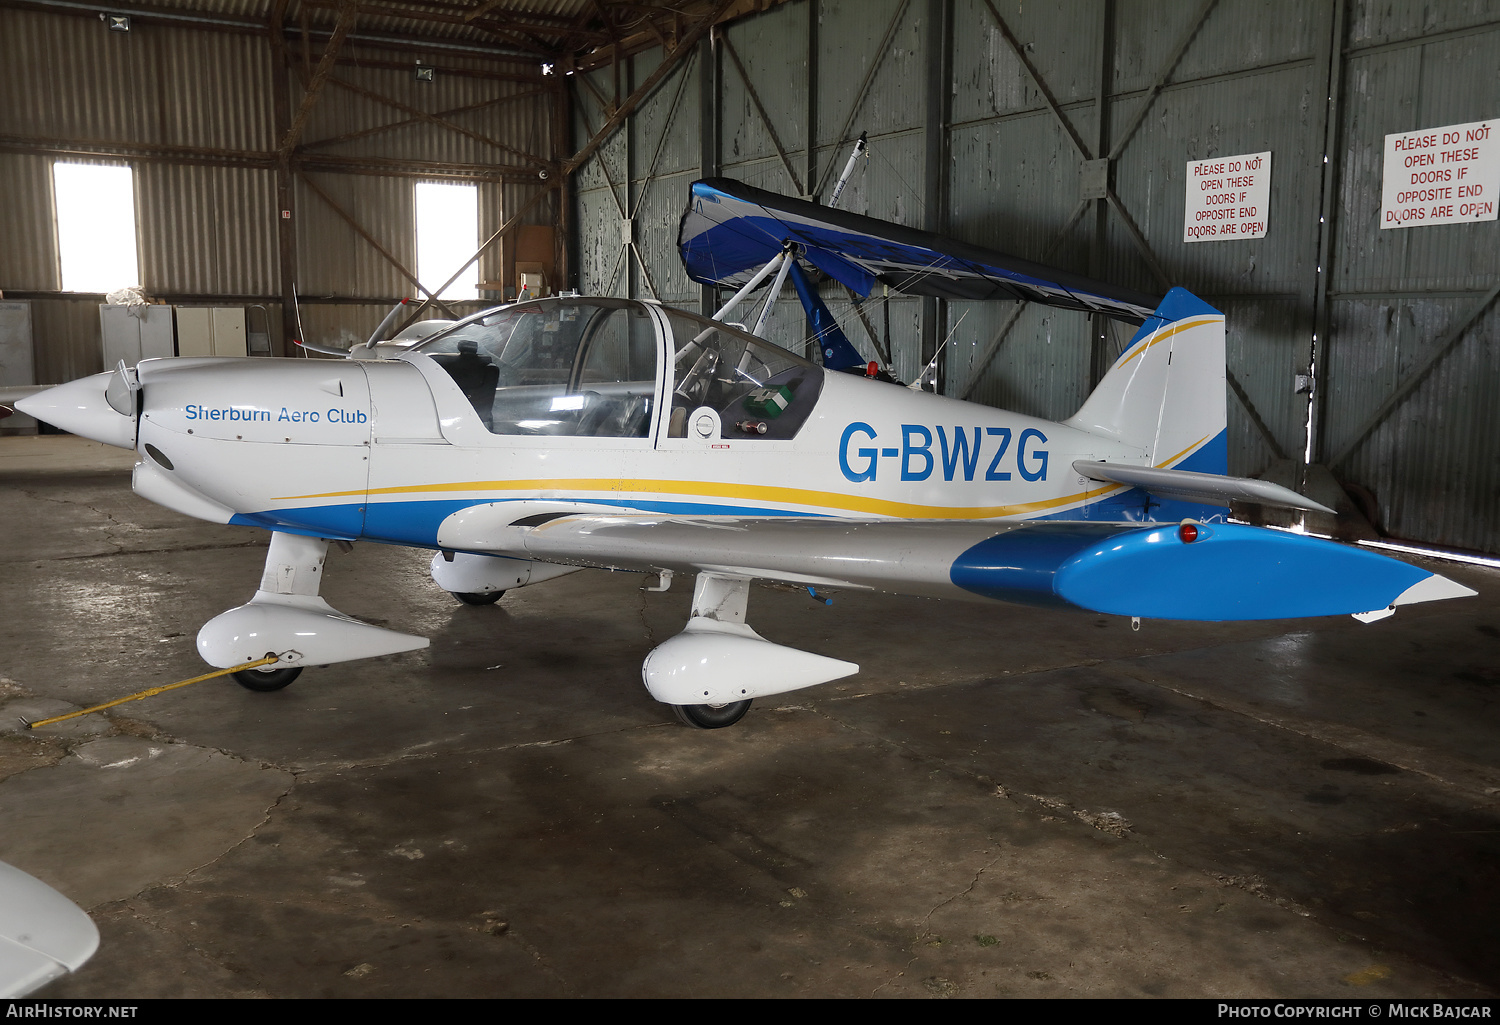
[197,531,431,689]
[223,532,329,693]
[642,572,858,729]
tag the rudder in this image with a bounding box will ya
[1064,286,1226,476]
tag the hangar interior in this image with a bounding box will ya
[2,0,1499,1000]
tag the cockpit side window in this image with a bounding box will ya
[414,300,657,438]
[661,308,823,440]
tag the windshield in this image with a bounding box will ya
[412,299,658,438]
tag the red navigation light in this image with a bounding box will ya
[1178,522,1200,544]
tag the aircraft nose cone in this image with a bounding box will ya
[15,372,138,449]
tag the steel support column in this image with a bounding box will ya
[624,54,636,300]
[699,32,720,315]
[804,0,817,200]
[554,77,572,292]
[1309,0,1348,469]
[1087,0,1114,388]
[268,0,298,354]
[921,0,951,392]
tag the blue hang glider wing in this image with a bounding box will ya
[785,260,866,371]
[678,177,1160,321]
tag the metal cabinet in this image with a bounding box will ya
[100,304,175,368]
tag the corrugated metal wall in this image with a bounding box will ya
[568,0,1500,552]
[0,5,557,371]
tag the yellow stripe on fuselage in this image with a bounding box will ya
[273,436,1218,521]
[274,476,1131,520]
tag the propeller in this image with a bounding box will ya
[297,298,416,360]
[366,298,410,347]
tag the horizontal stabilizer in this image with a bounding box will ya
[1073,460,1334,514]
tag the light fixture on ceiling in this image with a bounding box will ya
[414,61,434,83]
[102,13,130,31]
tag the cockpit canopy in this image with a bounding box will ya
[410,299,822,440]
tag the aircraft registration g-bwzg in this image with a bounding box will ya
[16,179,1476,729]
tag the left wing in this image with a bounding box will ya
[0,860,99,998]
[438,507,1473,622]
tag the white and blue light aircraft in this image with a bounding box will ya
[16,180,1475,729]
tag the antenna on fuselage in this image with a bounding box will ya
[907,309,968,391]
[291,281,308,358]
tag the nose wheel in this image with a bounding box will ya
[452,590,505,605]
[671,700,752,729]
[231,659,303,692]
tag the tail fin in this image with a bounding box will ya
[1065,287,1227,476]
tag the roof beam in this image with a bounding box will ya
[279,2,358,160]
[301,86,552,152]
[565,0,796,74]
[298,171,460,318]
[564,0,733,176]
[324,75,552,168]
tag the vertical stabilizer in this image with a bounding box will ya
[1064,287,1227,477]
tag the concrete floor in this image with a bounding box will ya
[1,434,1498,998]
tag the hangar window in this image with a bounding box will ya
[53,162,140,294]
[414,181,479,301]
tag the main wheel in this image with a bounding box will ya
[453,590,504,605]
[671,699,752,729]
[231,663,303,692]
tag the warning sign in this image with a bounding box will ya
[1381,119,1497,229]
[1184,151,1271,243]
